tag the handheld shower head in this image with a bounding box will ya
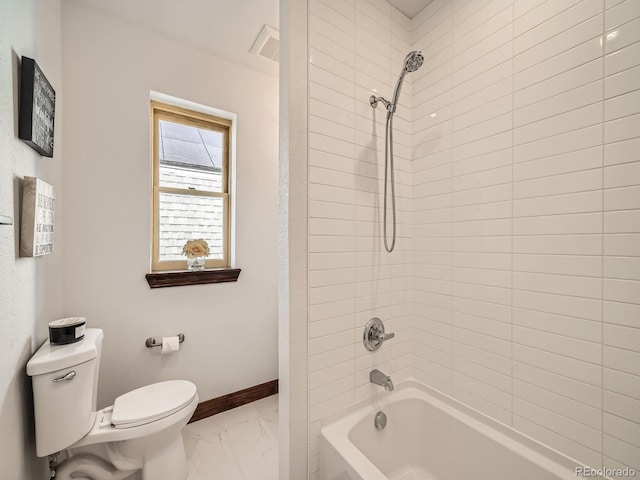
[369,51,425,253]
[390,51,423,112]
[403,51,424,73]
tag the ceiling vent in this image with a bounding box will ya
[250,24,279,63]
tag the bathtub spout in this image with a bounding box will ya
[370,369,394,391]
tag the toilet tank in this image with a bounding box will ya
[26,328,104,457]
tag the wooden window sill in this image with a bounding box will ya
[146,268,241,288]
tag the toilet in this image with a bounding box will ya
[26,328,198,480]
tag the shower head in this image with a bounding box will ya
[369,51,425,113]
[403,51,424,73]
[388,50,423,113]
[368,51,424,253]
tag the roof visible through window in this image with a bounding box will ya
[159,120,223,172]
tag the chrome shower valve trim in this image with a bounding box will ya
[363,317,395,351]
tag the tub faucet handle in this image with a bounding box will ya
[376,331,395,342]
[363,318,395,351]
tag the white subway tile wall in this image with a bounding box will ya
[602,0,640,471]
[307,0,640,476]
[412,0,640,473]
[308,0,413,477]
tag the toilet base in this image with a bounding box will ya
[139,433,189,480]
[55,432,189,480]
[54,452,137,480]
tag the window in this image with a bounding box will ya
[151,101,231,272]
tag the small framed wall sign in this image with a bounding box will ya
[20,177,55,257]
[19,56,56,157]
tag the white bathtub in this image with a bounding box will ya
[320,381,586,480]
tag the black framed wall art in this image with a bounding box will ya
[19,56,56,157]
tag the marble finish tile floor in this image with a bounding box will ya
[183,394,278,480]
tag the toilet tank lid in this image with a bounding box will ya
[26,328,104,376]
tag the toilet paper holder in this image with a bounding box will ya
[145,334,185,348]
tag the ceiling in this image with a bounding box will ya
[68,0,432,77]
[387,0,433,18]
[69,0,280,77]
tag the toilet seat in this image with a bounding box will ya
[111,380,197,429]
[71,388,199,449]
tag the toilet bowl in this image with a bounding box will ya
[26,328,198,480]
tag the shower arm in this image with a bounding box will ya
[369,75,407,115]
[369,95,392,111]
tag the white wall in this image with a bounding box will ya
[61,1,279,407]
[305,0,414,477]
[411,0,640,472]
[0,0,64,478]
[279,0,310,478]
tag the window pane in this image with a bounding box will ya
[158,119,223,193]
[158,192,224,262]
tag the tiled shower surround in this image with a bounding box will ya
[305,0,639,477]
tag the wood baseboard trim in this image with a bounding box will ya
[188,379,278,423]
